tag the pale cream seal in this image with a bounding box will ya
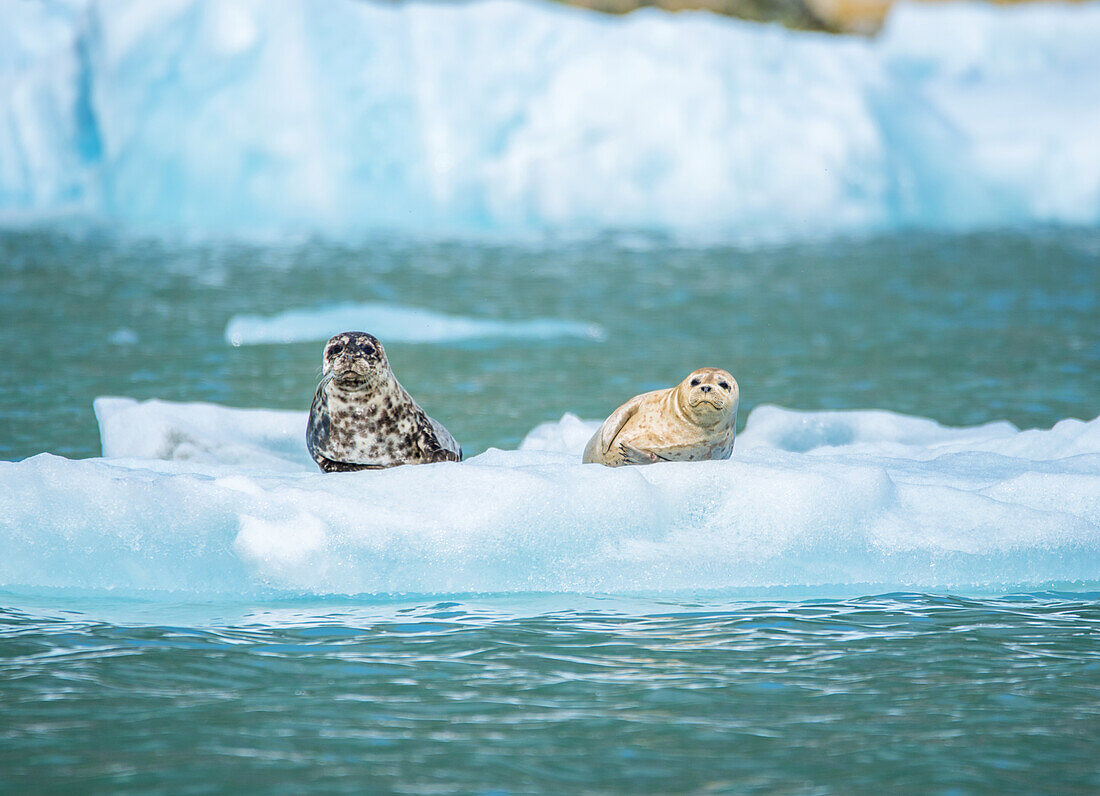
[582,368,738,466]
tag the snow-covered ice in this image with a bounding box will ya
[0,397,1095,599]
[225,302,605,346]
[2,0,1099,239]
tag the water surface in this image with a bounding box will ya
[1,227,1098,793]
[2,592,1098,794]
[1,228,1096,460]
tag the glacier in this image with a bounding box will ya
[1,0,1099,239]
[0,396,1096,599]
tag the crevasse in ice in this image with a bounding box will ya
[2,0,1099,239]
[0,397,1096,598]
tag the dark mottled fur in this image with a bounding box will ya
[306,332,462,472]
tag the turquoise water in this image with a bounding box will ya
[3,593,1099,793]
[2,228,1097,460]
[2,227,1099,792]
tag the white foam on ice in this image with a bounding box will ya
[1,0,1099,238]
[224,302,605,346]
[0,397,1096,599]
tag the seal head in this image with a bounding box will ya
[306,332,462,472]
[675,367,739,427]
[322,331,389,393]
[582,367,738,466]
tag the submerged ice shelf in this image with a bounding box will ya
[0,397,1097,599]
[2,0,1100,239]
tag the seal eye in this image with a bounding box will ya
[328,344,343,357]
[719,381,730,391]
[690,378,701,387]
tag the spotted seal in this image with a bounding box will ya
[582,368,738,467]
[306,332,462,472]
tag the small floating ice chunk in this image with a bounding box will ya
[107,328,139,346]
[225,302,606,346]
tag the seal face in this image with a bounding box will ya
[306,331,462,472]
[582,367,739,467]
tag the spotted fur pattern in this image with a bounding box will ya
[306,332,462,472]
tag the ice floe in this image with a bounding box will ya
[0,397,1095,599]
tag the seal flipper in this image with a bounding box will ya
[313,453,387,473]
[424,414,462,462]
[405,406,461,463]
[416,429,462,463]
[425,445,462,463]
[618,442,671,465]
[595,393,648,456]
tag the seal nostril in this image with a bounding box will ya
[701,385,712,393]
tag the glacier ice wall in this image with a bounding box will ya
[1,0,1099,239]
[0,397,1095,599]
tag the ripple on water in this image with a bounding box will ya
[1,592,1098,792]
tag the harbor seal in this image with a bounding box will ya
[306,332,462,472]
[582,368,738,467]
